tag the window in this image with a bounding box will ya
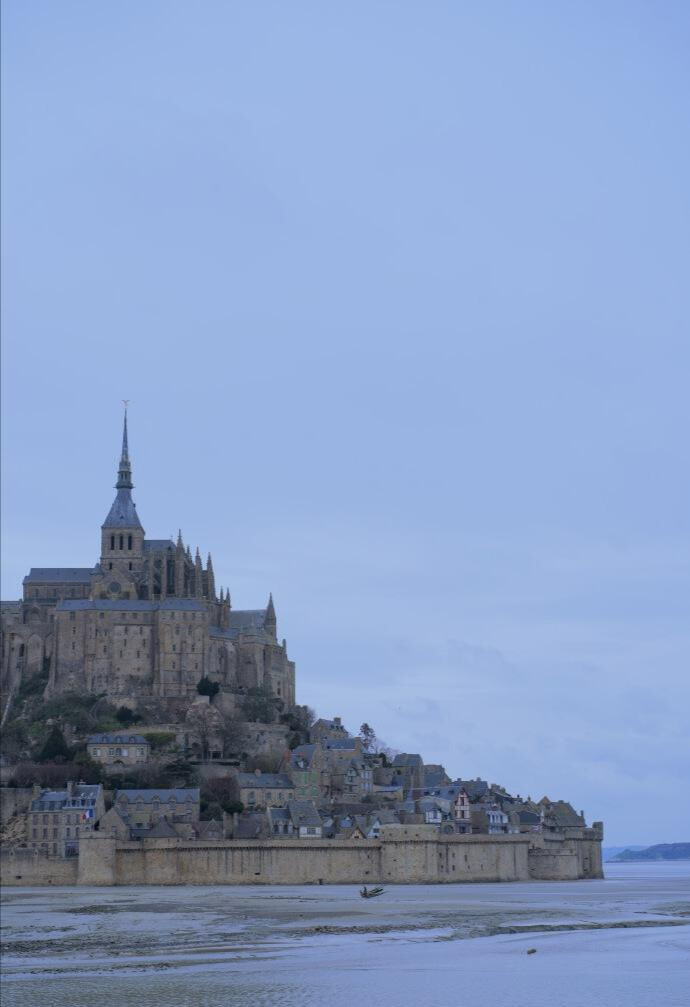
[111,535,115,550]
[128,535,132,550]
[70,612,75,622]
[109,562,113,570]
[66,827,70,838]
[119,535,124,550]
[129,562,132,570]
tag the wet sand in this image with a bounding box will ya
[2,863,689,1006]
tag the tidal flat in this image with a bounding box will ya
[1,863,689,1007]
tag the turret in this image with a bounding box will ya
[194,548,203,599]
[265,593,277,639]
[206,553,216,601]
[175,530,185,597]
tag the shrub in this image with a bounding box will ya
[39,726,70,763]
[116,706,142,725]
[196,676,220,698]
[145,731,176,751]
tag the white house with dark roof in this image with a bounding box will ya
[28,782,104,857]
[87,733,150,769]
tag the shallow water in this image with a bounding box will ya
[1,863,689,1006]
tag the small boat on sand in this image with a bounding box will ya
[360,886,385,899]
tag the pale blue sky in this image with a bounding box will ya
[2,2,689,844]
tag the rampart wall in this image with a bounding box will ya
[1,827,604,888]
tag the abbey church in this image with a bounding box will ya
[0,413,296,713]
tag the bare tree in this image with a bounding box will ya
[186,704,216,762]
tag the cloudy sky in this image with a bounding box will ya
[2,2,688,845]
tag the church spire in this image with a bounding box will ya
[115,406,133,489]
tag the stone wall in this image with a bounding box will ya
[54,826,603,887]
[0,787,33,827]
[1,848,78,886]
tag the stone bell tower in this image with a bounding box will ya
[96,407,145,598]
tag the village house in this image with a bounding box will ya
[114,787,200,828]
[235,771,295,809]
[454,788,471,833]
[282,743,324,802]
[392,753,425,793]
[87,732,150,770]
[27,782,104,857]
[310,716,349,744]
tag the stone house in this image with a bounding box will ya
[286,800,323,838]
[28,782,104,857]
[114,787,200,828]
[87,732,150,770]
[235,771,295,809]
[392,753,425,793]
[454,788,471,833]
[282,743,324,802]
[310,716,348,744]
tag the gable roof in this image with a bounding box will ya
[88,733,149,745]
[58,599,206,612]
[288,800,322,829]
[235,773,294,790]
[143,539,175,552]
[393,753,423,767]
[23,568,95,584]
[115,788,199,804]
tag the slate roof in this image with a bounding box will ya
[233,812,266,839]
[324,739,358,751]
[143,539,175,552]
[23,568,95,584]
[236,773,294,790]
[130,817,179,840]
[544,801,584,828]
[209,609,270,640]
[115,788,199,804]
[290,744,317,769]
[102,488,143,529]
[58,599,206,612]
[393,753,423,767]
[31,784,102,812]
[88,733,149,745]
[288,800,322,829]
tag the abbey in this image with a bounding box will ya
[1,413,295,712]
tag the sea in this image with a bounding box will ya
[1,862,688,1007]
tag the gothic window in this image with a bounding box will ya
[119,535,124,550]
[129,562,132,570]
[109,562,113,570]
[110,535,115,550]
[128,535,132,550]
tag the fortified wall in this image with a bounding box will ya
[1,825,603,887]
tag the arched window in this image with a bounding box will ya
[128,535,132,550]
[110,535,115,550]
[119,535,124,550]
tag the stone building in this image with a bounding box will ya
[1,411,296,718]
[113,787,200,829]
[86,733,150,770]
[28,782,105,857]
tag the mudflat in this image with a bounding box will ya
[2,862,689,1007]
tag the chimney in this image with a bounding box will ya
[66,781,74,798]
[32,784,41,800]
